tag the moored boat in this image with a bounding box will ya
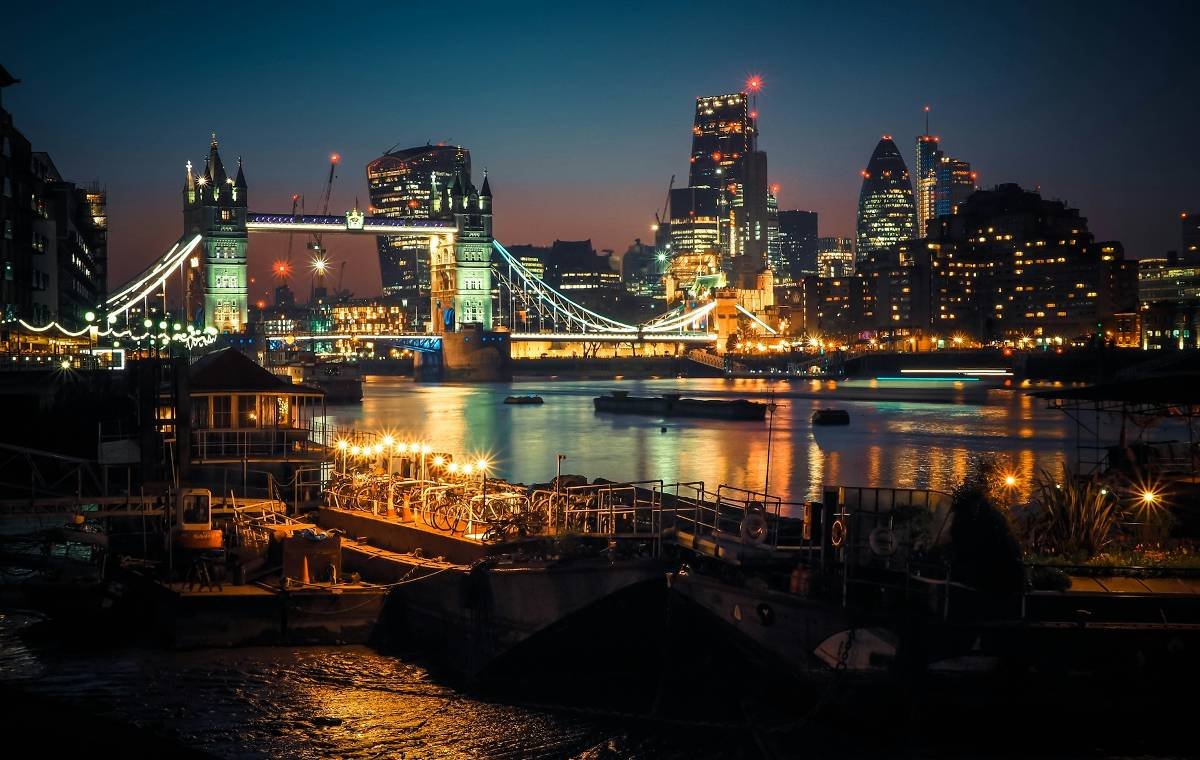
[594,390,766,420]
[504,395,544,405]
[811,408,850,425]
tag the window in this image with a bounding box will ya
[211,396,232,428]
[191,398,210,428]
[238,396,257,427]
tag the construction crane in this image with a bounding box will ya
[653,174,675,233]
[333,261,352,302]
[284,192,301,266]
[652,175,675,263]
[308,153,339,258]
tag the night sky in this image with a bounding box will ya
[5,1,1197,301]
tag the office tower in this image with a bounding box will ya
[856,136,918,260]
[935,157,977,217]
[666,186,723,301]
[1183,212,1200,261]
[689,92,755,188]
[366,144,470,327]
[777,210,819,282]
[682,89,774,287]
[916,148,940,237]
[816,236,855,278]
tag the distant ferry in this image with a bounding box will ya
[504,395,544,405]
[593,390,766,420]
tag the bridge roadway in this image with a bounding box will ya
[268,331,717,346]
[245,213,455,236]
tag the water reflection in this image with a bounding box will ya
[326,377,1130,504]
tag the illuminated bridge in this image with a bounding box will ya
[21,135,762,355]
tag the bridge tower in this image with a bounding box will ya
[432,171,493,332]
[183,133,248,332]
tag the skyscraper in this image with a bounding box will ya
[366,145,470,327]
[679,89,775,288]
[915,127,941,237]
[667,186,723,301]
[777,210,819,280]
[856,136,918,260]
[816,236,855,278]
[935,156,977,218]
[1183,211,1200,261]
[689,92,755,188]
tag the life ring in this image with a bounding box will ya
[740,503,768,543]
[868,526,897,556]
[830,519,846,547]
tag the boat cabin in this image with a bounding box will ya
[187,348,327,463]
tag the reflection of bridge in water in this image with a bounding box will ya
[86,135,721,361]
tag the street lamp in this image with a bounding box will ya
[336,439,348,475]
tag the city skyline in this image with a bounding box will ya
[4,1,1196,300]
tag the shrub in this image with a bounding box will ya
[1027,467,1121,559]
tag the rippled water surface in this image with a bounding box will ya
[324,376,1135,502]
[0,612,720,758]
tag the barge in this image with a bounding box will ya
[662,483,1200,687]
[316,475,670,679]
[593,390,766,420]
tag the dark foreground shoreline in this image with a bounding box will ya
[0,686,215,758]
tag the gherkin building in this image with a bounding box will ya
[856,136,918,259]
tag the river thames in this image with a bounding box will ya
[324,376,1103,503]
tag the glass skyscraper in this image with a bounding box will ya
[366,145,470,327]
[915,133,941,237]
[777,210,818,281]
[856,136,918,259]
[934,156,977,218]
[689,93,755,188]
[682,90,775,287]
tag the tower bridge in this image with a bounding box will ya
[56,135,728,372]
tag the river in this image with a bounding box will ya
[322,376,1110,503]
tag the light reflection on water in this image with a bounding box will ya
[324,377,1113,503]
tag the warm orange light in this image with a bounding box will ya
[745,75,762,92]
[330,153,340,164]
[1004,474,1017,487]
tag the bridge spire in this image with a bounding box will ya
[208,132,227,185]
[234,156,247,189]
[185,159,194,192]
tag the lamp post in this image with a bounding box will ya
[477,458,489,518]
[382,435,395,516]
[763,395,778,495]
[336,439,348,476]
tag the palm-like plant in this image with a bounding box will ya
[1028,467,1123,558]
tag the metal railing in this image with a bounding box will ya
[191,428,326,462]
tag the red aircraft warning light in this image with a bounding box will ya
[746,75,763,92]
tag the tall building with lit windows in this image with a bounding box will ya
[681,89,774,288]
[816,236,855,278]
[366,145,470,327]
[689,92,755,188]
[915,133,941,237]
[856,136,918,261]
[935,156,977,218]
[667,186,723,301]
